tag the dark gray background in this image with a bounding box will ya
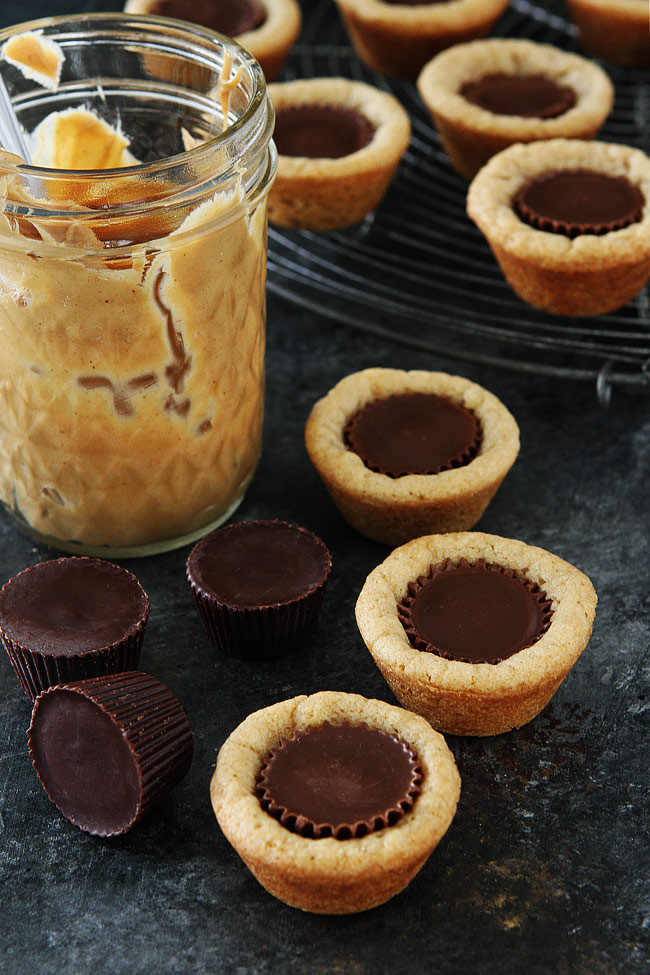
[0,1,649,974]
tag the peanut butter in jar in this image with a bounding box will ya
[0,15,276,555]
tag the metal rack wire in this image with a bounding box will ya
[269,0,650,399]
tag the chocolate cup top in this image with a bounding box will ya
[513,168,645,238]
[187,520,332,609]
[0,557,149,656]
[398,558,553,665]
[460,72,576,119]
[273,104,375,159]
[256,721,423,839]
[147,0,266,36]
[344,391,481,478]
[28,672,193,837]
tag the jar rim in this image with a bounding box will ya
[0,12,270,181]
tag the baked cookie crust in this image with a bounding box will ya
[355,532,597,737]
[267,77,410,230]
[334,0,509,80]
[304,368,519,546]
[417,38,614,180]
[211,690,460,914]
[124,0,301,81]
[567,0,650,68]
[467,138,650,317]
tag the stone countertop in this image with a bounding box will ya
[1,289,649,975]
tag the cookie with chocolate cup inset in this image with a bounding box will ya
[267,77,411,231]
[211,691,460,913]
[333,0,509,81]
[417,39,614,180]
[28,671,193,836]
[123,0,302,81]
[467,139,650,317]
[305,368,519,547]
[187,519,332,660]
[567,0,650,69]
[0,557,149,701]
[356,532,597,737]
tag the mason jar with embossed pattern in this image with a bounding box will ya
[0,13,275,555]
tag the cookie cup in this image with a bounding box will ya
[334,0,509,80]
[567,0,650,68]
[417,39,614,180]
[124,0,302,81]
[267,78,410,230]
[356,532,597,737]
[304,368,519,547]
[211,690,460,914]
[467,139,650,316]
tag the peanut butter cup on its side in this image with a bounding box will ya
[211,691,460,913]
[29,671,193,836]
[187,519,331,660]
[305,368,518,546]
[467,139,650,316]
[356,532,597,736]
[124,0,302,81]
[0,557,149,701]
[267,78,410,230]
[256,722,422,839]
[417,39,614,179]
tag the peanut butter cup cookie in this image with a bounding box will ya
[334,0,509,80]
[567,0,650,68]
[467,139,650,317]
[417,39,614,180]
[124,0,301,80]
[305,368,519,546]
[267,77,410,230]
[356,532,597,736]
[211,691,460,913]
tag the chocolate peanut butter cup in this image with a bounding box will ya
[356,532,597,736]
[460,73,575,119]
[273,104,375,160]
[398,558,553,665]
[0,557,149,700]
[28,671,193,837]
[256,722,422,839]
[344,391,481,478]
[514,169,644,239]
[144,0,266,35]
[187,519,332,660]
[211,691,460,913]
[417,40,614,180]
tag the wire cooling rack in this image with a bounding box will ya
[269,0,650,400]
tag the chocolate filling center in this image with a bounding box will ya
[187,521,331,607]
[0,558,148,655]
[514,169,645,238]
[398,559,553,664]
[148,0,266,36]
[344,392,481,478]
[256,722,422,839]
[273,104,375,159]
[29,690,141,835]
[460,72,576,119]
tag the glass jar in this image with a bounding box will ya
[0,13,276,556]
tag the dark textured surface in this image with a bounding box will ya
[0,1,649,972]
[1,289,649,974]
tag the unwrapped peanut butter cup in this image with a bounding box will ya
[344,392,482,478]
[28,671,193,837]
[273,103,375,159]
[256,721,422,839]
[460,72,576,119]
[398,557,553,665]
[0,557,149,700]
[145,0,266,35]
[187,520,332,661]
[514,169,644,238]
